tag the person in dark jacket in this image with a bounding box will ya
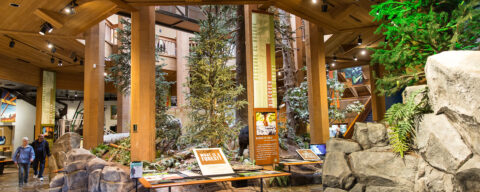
[30,134,50,181]
[13,137,35,186]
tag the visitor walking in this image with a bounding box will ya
[12,137,35,186]
[31,134,50,181]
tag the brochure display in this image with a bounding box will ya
[296,149,321,161]
[193,148,234,176]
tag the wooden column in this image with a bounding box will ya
[116,91,130,133]
[305,22,330,144]
[83,21,106,149]
[130,6,156,162]
[244,5,255,158]
[35,85,42,139]
[370,64,386,121]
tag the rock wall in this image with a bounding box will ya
[49,133,135,192]
[323,51,480,192]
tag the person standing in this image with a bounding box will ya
[31,134,50,181]
[12,137,35,186]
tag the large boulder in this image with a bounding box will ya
[87,157,108,174]
[52,132,82,154]
[353,123,388,150]
[425,51,480,155]
[455,155,480,191]
[415,160,457,192]
[349,151,418,190]
[402,85,427,105]
[324,188,348,192]
[322,152,356,190]
[417,114,472,174]
[365,186,410,192]
[326,138,362,154]
[100,165,134,192]
[67,170,88,191]
[88,169,102,192]
[349,183,365,192]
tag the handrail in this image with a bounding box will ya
[343,97,372,139]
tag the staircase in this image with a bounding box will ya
[343,97,372,139]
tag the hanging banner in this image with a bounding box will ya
[0,88,16,123]
[41,71,56,126]
[252,12,279,165]
[252,12,277,109]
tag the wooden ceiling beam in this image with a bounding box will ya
[0,29,84,39]
[108,0,138,12]
[331,4,359,21]
[125,0,268,6]
[258,2,273,10]
[339,25,379,33]
[34,9,66,29]
[330,61,369,71]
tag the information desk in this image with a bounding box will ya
[0,159,13,175]
[139,171,291,192]
[279,159,323,172]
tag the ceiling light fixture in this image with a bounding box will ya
[9,39,15,48]
[51,57,55,64]
[58,60,63,66]
[321,0,328,12]
[312,0,317,3]
[47,42,53,49]
[331,62,335,67]
[10,3,20,7]
[73,56,78,62]
[104,72,107,77]
[361,49,367,55]
[39,22,54,35]
[357,35,363,45]
[79,60,84,65]
[353,56,358,61]
[333,55,337,61]
[75,92,78,97]
[51,47,56,53]
[63,0,78,15]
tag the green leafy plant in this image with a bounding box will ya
[182,5,247,148]
[370,0,480,96]
[385,88,431,157]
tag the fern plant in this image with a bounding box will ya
[385,88,431,157]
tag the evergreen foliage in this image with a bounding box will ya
[183,5,247,148]
[385,88,431,157]
[105,19,178,154]
[370,0,480,96]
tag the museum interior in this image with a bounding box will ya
[0,0,479,191]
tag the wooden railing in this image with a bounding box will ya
[343,97,372,139]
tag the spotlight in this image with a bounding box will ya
[47,42,53,49]
[10,3,20,7]
[9,39,15,48]
[277,71,282,76]
[104,72,107,77]
[73,56,78,62]
[51,57,55,64]
[79,60,84,65]
[63,0,78,15]
[353,56,358,61]
[361,49,367,55]
[312,0,317,3]
[75,92,78,97]
[51,47,56,53]
[321,0,328,12]
[333,55,337,61]
[58,60,63,66]
[331,62,335,67]
[357,35,362,45]
[39,22,53,35]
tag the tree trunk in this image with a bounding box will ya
[278,10,298,142]
[235,5,248,126]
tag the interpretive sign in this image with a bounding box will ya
[296,149,321,161]
[252,11,276,109]
[193,148,234,176]
[130,161,143,179]
[0,88,16,123]
[41,71,56,126]
[253,108,279,165]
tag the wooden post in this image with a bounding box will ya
[83,21,106,149]
[244,5,255,158]
[305,22,329,144]
[130,6,156,162]
[116,91,130,133]
[35,84,42,139]
[370,64,386,121]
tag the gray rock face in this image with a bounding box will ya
[323,152,356,190]
[66,148,96,163]
[417,114,472,173]
[349,151,418,190]
[88,169,102,192]
[425,51,480,155]
[402,85,427,105]
[324,188,348,192]
[349,183,365,192]
[67,170,88,191]
[327,138,362,154]
[353,123,388,150]
[365,186,410,192]
[415,160,457,192]
[87,158,108,174]
[100,165,134,192]
[455,155,480,191]
[49,173,65,188]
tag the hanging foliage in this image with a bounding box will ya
[370,0,480,96]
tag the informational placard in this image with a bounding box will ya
[41,71,56,126]
[193,148,234,176]
[252,12,276,109]
[130,161,143,179]
[253,109,279,165]
[296,149,321,161]
[0,88,16,123]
